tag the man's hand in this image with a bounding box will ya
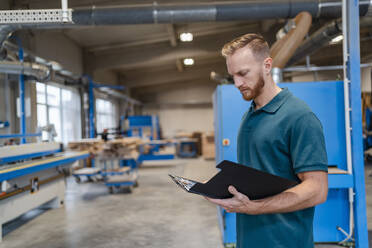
[205,171,328,215]
[205,186,263,215]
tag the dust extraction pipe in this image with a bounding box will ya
[269,11,313,83]
[0,25,19,59]
[71,0,371,25]
[271,11,313,69]
[287,16,372,66]
[0,61,51,81]
[286,20,342,66]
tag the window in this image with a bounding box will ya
[36,82,82,144]
[96,98,117,133]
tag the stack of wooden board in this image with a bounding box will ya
[68,139,103,154]
[68,137,142,159]
[98,138,141,159]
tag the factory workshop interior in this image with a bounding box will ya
[2,0,372,247]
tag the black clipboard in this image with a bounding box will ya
[169,160,298,199]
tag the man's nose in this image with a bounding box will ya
[234,77,243,88]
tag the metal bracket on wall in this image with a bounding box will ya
[0,9,72,24]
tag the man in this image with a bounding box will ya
[206,34,328,248]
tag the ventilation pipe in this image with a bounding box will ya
[0,61,51,81]
[71,1,371,25]
[0,1,371,52]
[287,16,372,66]
[287,20,342,66]
[0,25,19,59]
[270,11,313,83]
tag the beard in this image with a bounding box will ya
[240,72,265,101]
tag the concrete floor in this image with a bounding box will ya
[1,158,222,248]
[2,158,372,248]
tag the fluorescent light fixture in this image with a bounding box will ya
[330,35,343,44]
[183,58,194,66]
[180,32,193,42]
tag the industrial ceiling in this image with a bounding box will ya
[2,0,372,101]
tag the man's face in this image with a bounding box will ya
[226,46,265,101]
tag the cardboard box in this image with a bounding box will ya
[202,132,215,160]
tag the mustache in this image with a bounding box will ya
[238,86,250,91]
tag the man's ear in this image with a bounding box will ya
[263,57,273,75]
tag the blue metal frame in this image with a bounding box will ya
[0,148,62,165]
[347,0,369,246]
[87,76,125,139]
[73,172,101,177]
[0,133,42,139]
[178,141,197,158]
[103,158,138,188]
[101,158,138,176]
[105,181,135,187]
[137,154,174,162]
[328,174,354,189]
[3,38,32,143]
[119,158,138,169]
[0,152,89,182]
[19,45,26,144]
[93,84,125,90]
[88,77,95,138]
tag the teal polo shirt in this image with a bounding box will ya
[236,88,328,248]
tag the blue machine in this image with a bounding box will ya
[127,115,160,140]
[127,115,175,162]
[0,143,89,241]
[137,140,175,162]
[213,82,368,247]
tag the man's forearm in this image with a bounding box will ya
[251,177,327,215]
[206,171,328,215]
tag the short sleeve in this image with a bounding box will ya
[290,112,328,174]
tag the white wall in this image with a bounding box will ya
[29,30,84,75]
[93,70,118,85]
[142,82,217,138]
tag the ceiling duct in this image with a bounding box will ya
[287,16,372,66]
[71,1,370,25]
[0,1,371,52]
[0,0,371,69]
[0,61,51,81]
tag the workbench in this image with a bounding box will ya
[0,143,89,242]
